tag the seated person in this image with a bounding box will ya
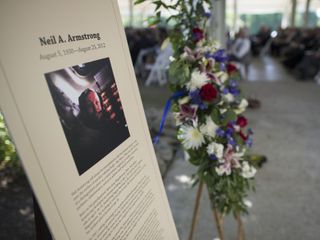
[228,29,251,63]
[251,25,271,56]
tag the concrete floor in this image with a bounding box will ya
[139,56,320,240]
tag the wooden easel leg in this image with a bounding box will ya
[236,212,245,240]
[212,207,224,240]
[188,181,204,240]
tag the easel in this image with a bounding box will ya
[33,195,53,240]
[188,181,245,240]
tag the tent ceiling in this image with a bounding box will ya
[226,0,320,14]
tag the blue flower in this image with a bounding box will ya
[205,12,211,18]
[212,49,229,62]
[225,127,234,137]
[223,88,229,94]
[229,80,237,88]
[246,137,253,148]
[199,103,207,110]
[229,87,240,96]
[205,49,228,63]
[189,90,207,109]
[220,63,226,71]
[247,128,254,135]
[210,154,217,161]
[216,128,225,137]
[229,120,236,126]
[227,136,236,147]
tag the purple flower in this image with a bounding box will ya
[229,120,236,126]
[220,63,226,71]
[205,12,211,18]
[178,104,197,122]
[227,136,236,147]
[229,87,240,96]
[247,128,254,135]
[246,136,253,148]
[206,49,228,62]
[216,128,225,137]
[229,80,237,88]
[210,154,217,161]
[226,127,234,137]
[223,88,229,94]
[189,90,207,110]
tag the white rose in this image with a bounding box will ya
[241,161,257,178]
[223,93,235,103]
[235,98,249,114]
[207,142,224,159]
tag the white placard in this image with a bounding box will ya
[0,1,179,239]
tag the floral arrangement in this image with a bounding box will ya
[136,0,258,238]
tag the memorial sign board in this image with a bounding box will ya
[0,0,179,239]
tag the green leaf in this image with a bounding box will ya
[134,0,145,5]
[147,15,161,26]
[222,110,237,125]
[189,156,201,166]
[234,134,244,146]
[168,60,190,86]
[154,1,162,11]
[211,107,221,124]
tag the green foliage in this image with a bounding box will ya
[210,107,221,125]
[168,60,190,86]
[221,109,237,126]
[0,112,19,169]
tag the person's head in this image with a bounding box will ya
[238,28,248,39]
[79,88,104,127]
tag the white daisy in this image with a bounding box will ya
[200,116,218,138]
[186,70,208,91]
[178,124,205,150]
[207,142,224,159]
[241,161,257,179]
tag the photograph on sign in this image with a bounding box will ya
[45,58,130,175]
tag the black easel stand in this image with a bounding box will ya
[33,195,53,240]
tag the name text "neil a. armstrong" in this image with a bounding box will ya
[39,33,101,46]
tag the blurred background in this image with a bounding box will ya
[1,0,320,239]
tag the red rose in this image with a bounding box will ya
[200,83,218,102]
[236,115,248,128]
[192,27,204,42]
[226,63,237,74]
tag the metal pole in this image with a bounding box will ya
[304,0,312,27]
[210,0,226,48]
[290,0,297,27]
[233,0,238,34]
[129,0,134,26]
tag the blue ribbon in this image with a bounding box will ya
[153,91,187,144]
